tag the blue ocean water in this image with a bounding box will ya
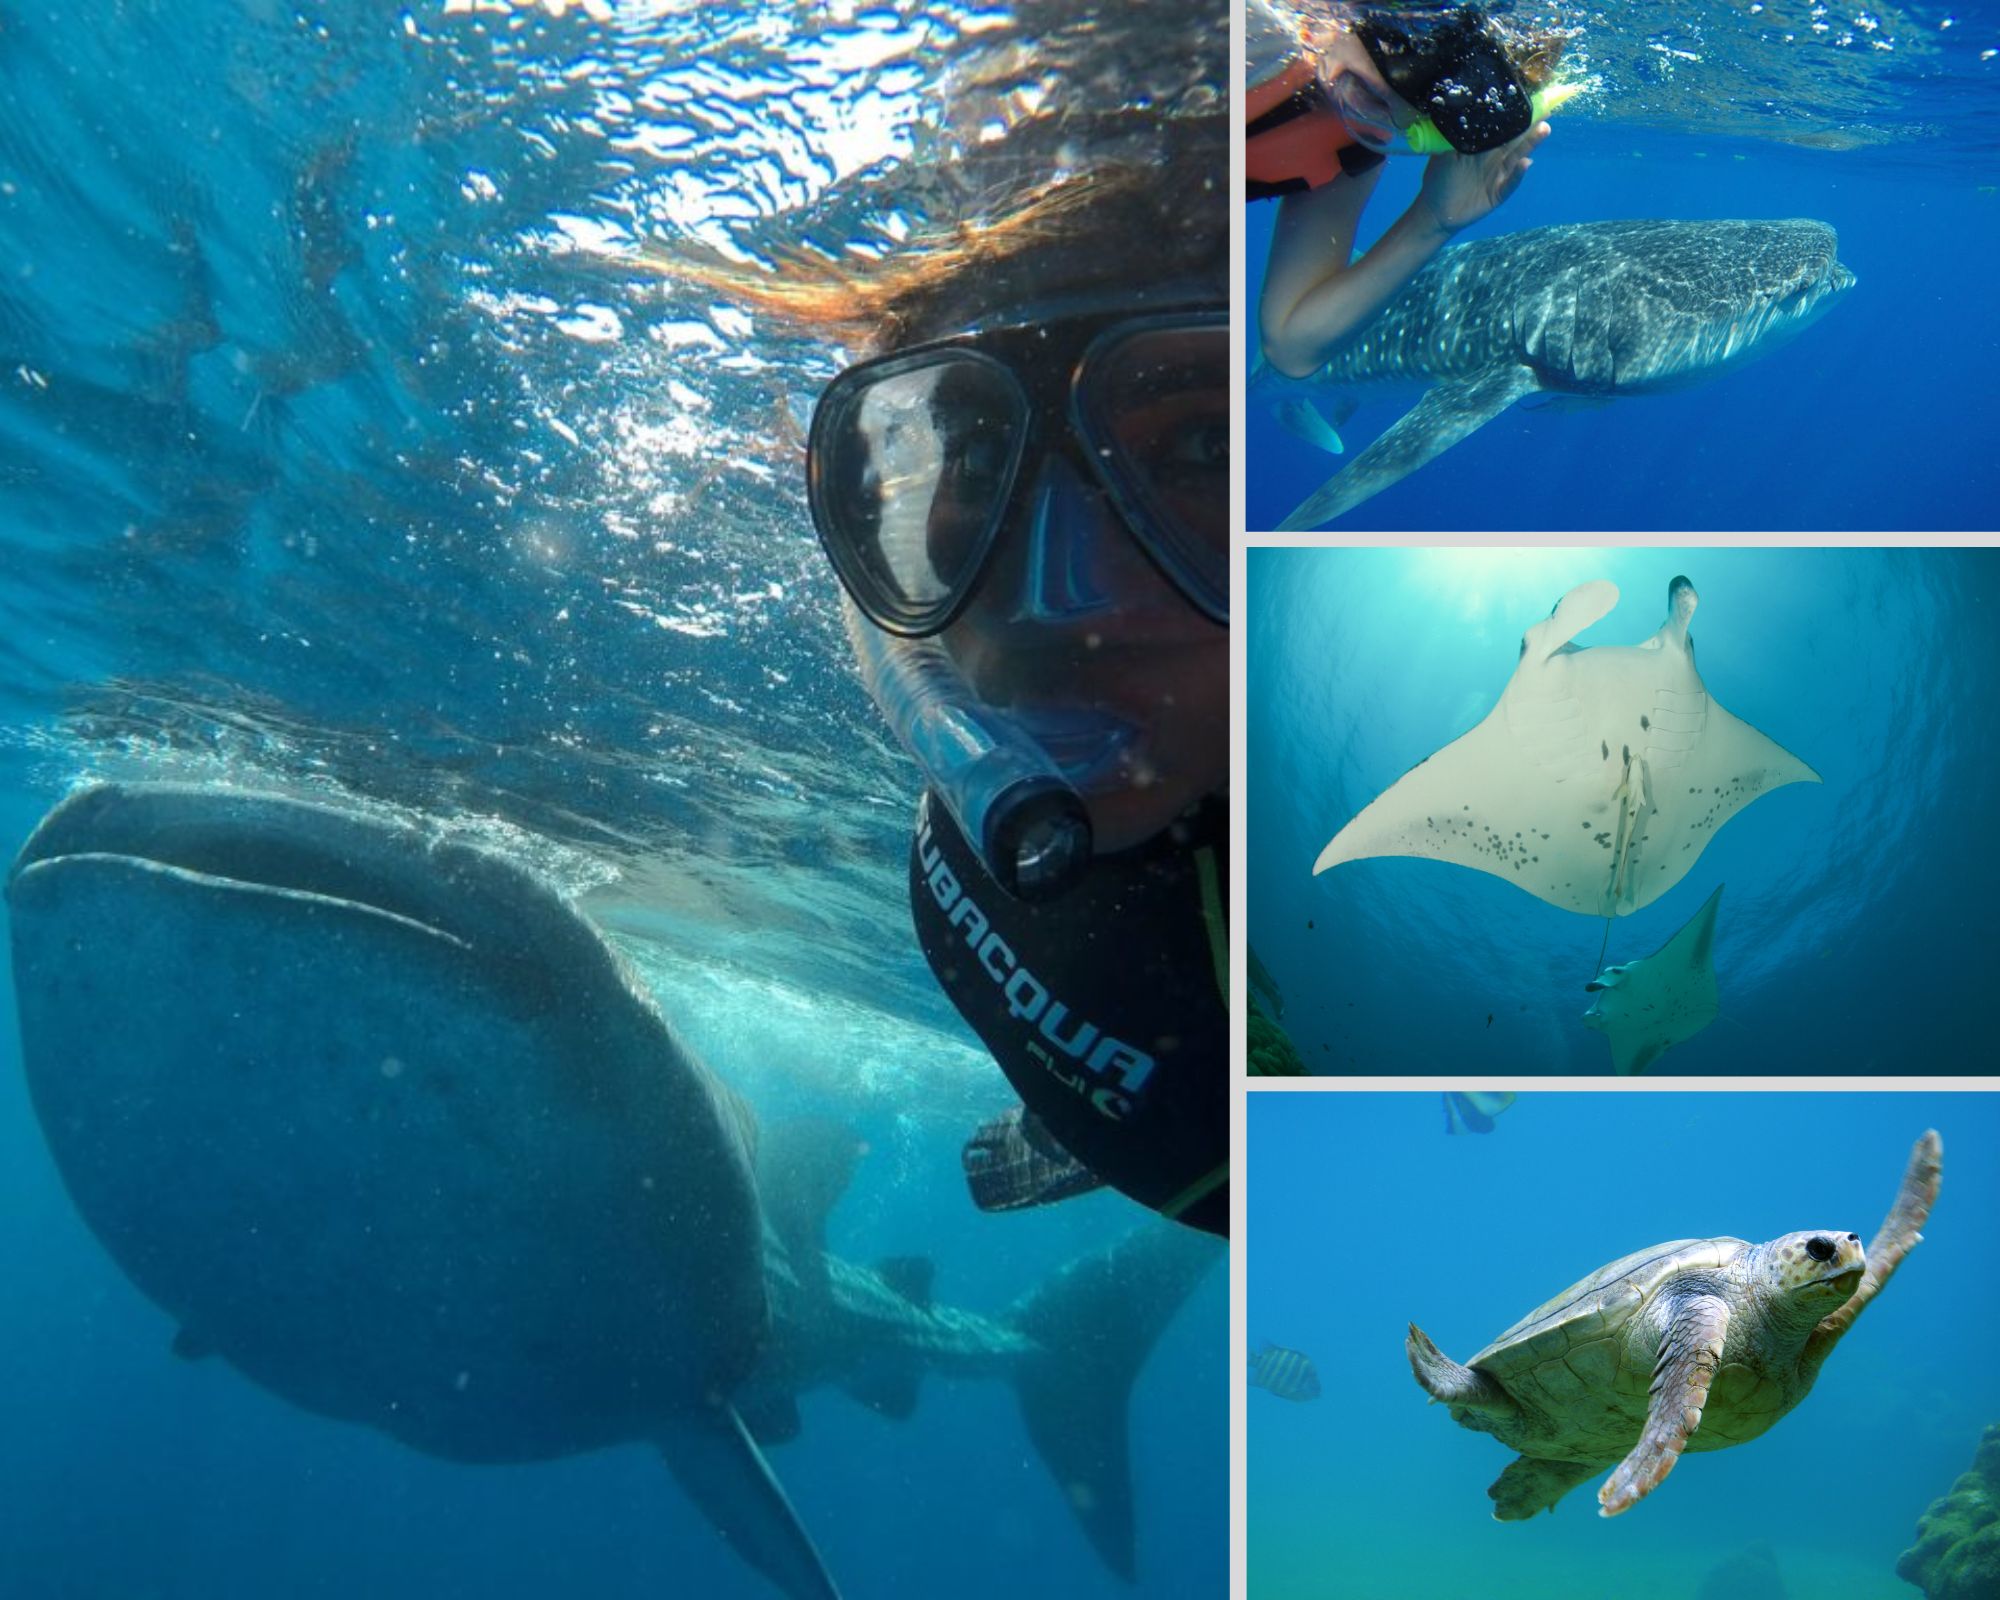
[0,5,1223,1597]
[1248,547,2000,1076]
[1246,2,2000,532]
[1249,1090,2000,1599]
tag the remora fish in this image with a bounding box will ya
[1271,218,1856,528]
[6,783,1219,1600]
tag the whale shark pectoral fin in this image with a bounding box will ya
[1273,397,1346,455]
[739,1392,803,1446]
[660,1407,842,1600]
[1274,365,1540,530]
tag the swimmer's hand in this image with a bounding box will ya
[1417,121,1551,236]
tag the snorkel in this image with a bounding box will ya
[844,600,1094,902]
[1402,78,1586,154]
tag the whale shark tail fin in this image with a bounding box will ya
[1008,1224,1223,1580]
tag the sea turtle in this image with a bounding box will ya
[1407,1130,1942,1520]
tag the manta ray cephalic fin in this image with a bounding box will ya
[1276,364,1539,531]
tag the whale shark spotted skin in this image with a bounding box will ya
[6,783,1218,1600]
[1272,218,1856,529]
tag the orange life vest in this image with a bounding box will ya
[1246,57,1385,200]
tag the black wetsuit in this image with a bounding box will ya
[908,790,1228,1237]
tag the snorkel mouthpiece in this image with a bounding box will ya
[847,604,1093,902]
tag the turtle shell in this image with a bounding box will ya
[1468,1237,1750,1446]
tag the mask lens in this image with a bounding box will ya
[809,352,1028,634]
[1074,319,1229,624]
[1328,69,1399,154]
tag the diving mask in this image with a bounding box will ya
[807,303,1228,639]
[1353,6,1536,155]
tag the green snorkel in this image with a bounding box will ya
[1402,79,1587,155]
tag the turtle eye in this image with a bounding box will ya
[1805,1236,1836,1262]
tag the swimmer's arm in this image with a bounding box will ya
[1258,123,1551,380]
[1258,172,1453,379]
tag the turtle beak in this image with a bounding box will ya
[1823,1267,1864,1297]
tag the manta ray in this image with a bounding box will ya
[6,783,1218,1600]
[1270,219,1856,529]
[1584,884,1724,1074]
[1314,576,1819,918]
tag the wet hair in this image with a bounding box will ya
[1483,12,1570,93]
[646,143,1223,351]
[1320,6,1570,94]
[639,2,1225,354]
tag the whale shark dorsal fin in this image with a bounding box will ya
[1275,365,1539,530]
[876,1254,934,1310]
[660,1407,843,1600]
[758,1117,866,1304]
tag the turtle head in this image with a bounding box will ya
[1755,1230,1866,1330]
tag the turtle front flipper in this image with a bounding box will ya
[1598,1293,1730,1517]
[1406,1324,1517,1417]
[1803,1130,1942,1380]
[1489,1455,1598,1520]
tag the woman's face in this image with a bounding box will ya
[1322,27,1421,137]
[917,301,1228,854]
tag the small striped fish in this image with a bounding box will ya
[1248,1342,1321,1402]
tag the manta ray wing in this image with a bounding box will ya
[1582,883,1725,1073]
[1275,365,1540,532]
[1313,579,1819,916]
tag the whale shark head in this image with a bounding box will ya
[1745,216,1856,330]
[1637,217,1856,384]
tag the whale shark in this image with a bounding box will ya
[1270,219,1856,529]
[6,782,1218,1599]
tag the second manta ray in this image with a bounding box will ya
[1272,219,1856,529]
[1314,577,1819,918]
[1584,885,1724,1075]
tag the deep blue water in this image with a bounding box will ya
[1249,1090,2000,1598]
[1249,547,2000,1076]
[1247,3,2000,532]
[0,5,1224,1597]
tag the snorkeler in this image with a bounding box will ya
[807,272,1228,1238]
[1250,1,1564,378]
[661,4,1228,1239]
